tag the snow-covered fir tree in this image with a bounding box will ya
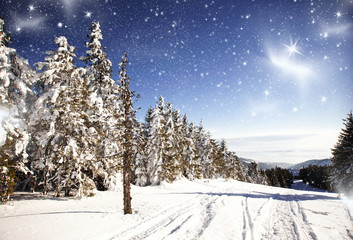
[171,109,185,179]
[160,102,180,182]
[182,116,202,180]
[81,21,122,190]
[31,37,96,197]
[145,101,164,185]
[218,139,230,178]
[134,107,153,186]
[232,154,249,182]
[196,121,215,179]
[331,112,353,196]
[0,18,36,202]
[208,138,224,177]
[247,161,267,185]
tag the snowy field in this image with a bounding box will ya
[0,179,352,240]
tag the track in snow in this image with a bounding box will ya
[106,180,352,240]
[1,179,352,240]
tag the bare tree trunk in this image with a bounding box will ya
[123,146,132,214]
[121,52,133,215]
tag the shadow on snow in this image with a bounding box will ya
[167,191,338,202]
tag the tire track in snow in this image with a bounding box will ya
[290,200,317,240]
[110,193,223,240]
[264,190,317,240]
[241,194,274,240]
[196,194,224,238]
[241,196,254,240]
[266,194,299,239]
[109,195,202,240]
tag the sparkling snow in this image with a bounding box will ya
[0,179,352,240]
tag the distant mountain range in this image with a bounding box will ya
[239,158,332,170]
[289,159,332,169]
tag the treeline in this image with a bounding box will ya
[246,162,293,188]
[0,19,294,203]
[299,165,332,191]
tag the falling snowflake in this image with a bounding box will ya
[28,4,35,12]
[84,11,92,18]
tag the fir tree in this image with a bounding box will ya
[182,117,202,180]
[81,21,122,189]
[0,18,36,202]
[172,109,185,179]
[145,104,164,185]
[331,112,353,196]
[31,37,96,197]
[196,121,215,179]
[134,107,153,186]
[247,161,267,184]
[160,102,180,182]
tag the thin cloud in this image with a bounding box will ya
[268,51,314,81]
[322,23,352,36]
[15,16,46,31]
[224,131,337,163]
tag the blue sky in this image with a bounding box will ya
[1,0,352,163]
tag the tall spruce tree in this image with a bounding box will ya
[134,107,153,186]
[172,109,185,179]
[145,104,164,185]
[196,121,215,179]
[182,117,202,180]
[160,102,179,182]
[81,21,122,190]
[31,37,96,197]
[331,112,353,196]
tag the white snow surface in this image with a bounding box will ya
[0,179,352,240]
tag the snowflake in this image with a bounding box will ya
[58,22,63,28]
[84,11,93,18]
[28,4,35,12]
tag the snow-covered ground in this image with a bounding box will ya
[0,179,352,240]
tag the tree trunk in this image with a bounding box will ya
[123,149,132,214]
[122,52,133,215]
